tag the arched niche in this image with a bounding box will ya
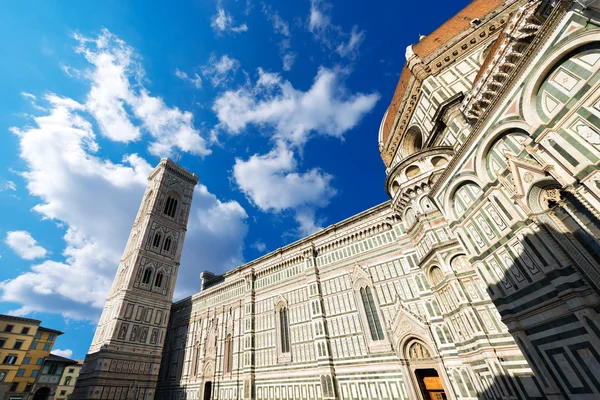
[452,181,483,220]
[485,129,532,180]
[405,165,421,179]
[401,126,423,157]
[391,180,401,197]
[521,31,600,126]
[431,156,448,168]
[428,266,444,286]
[534,42,600,123]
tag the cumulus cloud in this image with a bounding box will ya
[175,69,202,89]
[0,31,247,321]
[51,349,73,359]
[211,5,248,35]
[213,67,379,147]
[201,54,240,88]
[233,142,336,235]
[308,0,365,59]
[71,29,210,157]
[5,231,48,260]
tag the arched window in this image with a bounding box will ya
[223,334,233,374]
[154,272,164,288]
[163,237,172,252]
[279,307,290,353]
[64,376,72,386]
[360,287,384,341]
[142,268,152,285]
[152,233,162,248]
[321,375,334,398]
[163,196,178,218]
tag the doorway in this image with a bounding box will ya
[415,369,447,400]
[203,381,212,400]
[32,387,51,400]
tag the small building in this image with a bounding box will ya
[27,355,77,400]
[0,315,43,400]
[53,361,81,400]
[14,328,63,400]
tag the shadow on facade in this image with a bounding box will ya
[476,201,600,400]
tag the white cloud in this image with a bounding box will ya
[336,25,365,58]
[307,0,365,59]
[175,69,202,89]
[262,4,290,37]
[251,240,266,252]
[1,32,248,321]
[262,6,296,72]
[213,66,379,147]
[211,6,248,35]
[282,52,296,71]
[72,29,210,157]
[0,181,16,192]
[201,54,240,88]
[20,92,48,112]
[233,142,336,235]
[5,231,48,260]
[51,349,73,359]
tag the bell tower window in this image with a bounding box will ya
[163,237,172,252]
[152,233,162,248]
[163,196,178,218]
[142,268,152,285]
[154,272,164,288]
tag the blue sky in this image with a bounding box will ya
[0,0,469,360]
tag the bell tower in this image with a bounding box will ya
[72,158,198,400]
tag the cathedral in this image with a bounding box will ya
[72,0,600,399]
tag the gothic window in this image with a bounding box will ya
[142,268,152,285]
[360,287,384,341]
[279,308,290,353]
[163,196,178,218]
[154,272,164,288]
[152,233,162,248]
[321,375,334,398]
[64,377,72,386]
[163,237,172,252]
[223,334,233,374]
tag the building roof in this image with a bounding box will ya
[413,0,507,59]
[47,354,78,364]
[38,326,64,335]
[0,313,42,325]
